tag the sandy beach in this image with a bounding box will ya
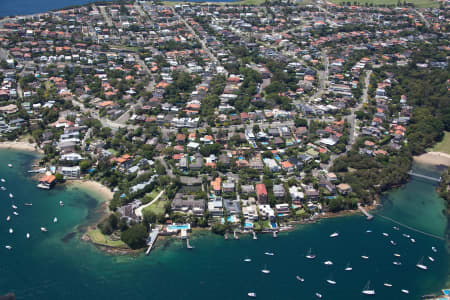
[0,141,43,153]
[414,152,450,167]
[67,180,114,202]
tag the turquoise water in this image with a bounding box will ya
[0,149,448,299]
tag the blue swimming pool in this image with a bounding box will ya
[244,222,253,228]
[167,224,190,230]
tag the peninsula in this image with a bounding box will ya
[0,0,448,254]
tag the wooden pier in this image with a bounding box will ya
[408,171,441,183]
[252,231,258,240]
[145,229,159,255]
[186,238,194,249]
[233,230,239,240]
[358,203,373,220]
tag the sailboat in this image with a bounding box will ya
[26,233,30,239]
[382,232,389,237]
[431,246,437,253]
[261,265,270,274]
[264,252,274,256]
[305,248,316,259]
[402,233,410,238]
[384,283,393,287]
[247,292,256,298]
[296,275,305,282]
[344,263,352,271]
[244,257,252,262]
[1,186,6,190]
[6,216,10,221]
[1,178,5,182]
[329,232,339,238]
[24,203,32,206]
[41,227,48,232]
[416,257,428,270]
[361,255,369,260]
[326,274,336,285]
[315,292,322,298]
[428,256,435,262]
[392,261,402,266]
[53,217,58,223]
[361,281,375,295]
[323,260,333,266]
[393,226,399,230]
[393,253,401,257]
[390,240,396,246]
[5,245,12,250]
[13,211,18,216]
[401,289,409,294]
[9,228,13,234]
[365,229,372,233]
[11,204,17,209]
[59,201,64,207]
[9,193,13,198]
[8,164,12,168]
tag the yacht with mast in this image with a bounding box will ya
[416,257,428,270]
[361,281,375,295]
[305,248,316,259]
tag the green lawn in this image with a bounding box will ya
[88,229,128,248]
[141,188,161,204]
[328,0,439,8]
[429,131,450,154]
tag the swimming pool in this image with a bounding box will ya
[244,222,253,228]
[221,216,236,223]
[167,224,190,231]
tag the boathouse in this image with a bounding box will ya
[37,175,56,189]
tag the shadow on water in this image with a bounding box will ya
[61,232,77,243]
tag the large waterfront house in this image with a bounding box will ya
[37,174,56,190]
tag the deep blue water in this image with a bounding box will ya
[0,0,237,18]
[0,149,448,300]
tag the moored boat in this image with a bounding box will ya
[24,203,32,206]
[264,252,274,256]
[261,265,270,274]
[431,246,437,253]
[324,260,333,266]
[5,245,12,250]
[26,233,30,239]
[53,217,58,223]
[296,275,304,282]
[315,292,322,298]
[362,281,375,295]
[393,253,401,257]
[6,216,10,221]
[244,258,252,262]
[11,204,17,209]
[8,164,12,168]
[416,257,428,270]
[361,255,369,259]
[59,201,64,207]
[428,256,434,262]
[382,232,389,237]
[247,292,256,298]
[9,193,13,198]
[306,248,316,259]
[13,212,18,216]
[344,263,352,271]
[393,261,402,266]
[401,289,409,294]
[384,283,392,287]
[40,227,48,232]
[390,240,396,246]
[9,228,13,234]
[329,232,339,238]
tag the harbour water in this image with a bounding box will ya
[0,149,448,299]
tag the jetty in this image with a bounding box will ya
[273,231,277,238]
[186,239,194,249]
[252,231,258,240]
[358,203,373,220]
[145,228,160,255]
[408,171,441,183]
[233,230,239,240]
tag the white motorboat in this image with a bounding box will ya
[361,256,369,259]
[366,229,372,233]
[327,279,336,285]
[8,164,12,168]
[393,253,401,257]
[315,292,322,298]
[59,201,64,207]
[401,289,409,294]
[261,268,271,274]
[382,232,389,237]
[362,281,375,295]
[0,186,6,191]
[306,248,316,259]
[428,256,435,262]
[390,240,396,246]
[431,246,437,253]
[410,238,416,243]
[9,193,13,198]
[6,216,10,221]
[402,233,410,238]
[416,257,428,270]
[40,227,48,232]
[329,232,339,238]
[24,203,32,206]
[344,263,352,271]
[12,204,17,209]
[384,283,392,287]
[393,261,402,266]
[248,292,256,298]
[244,258,252,262]
[1,178,5,182]
[53,217,58,223]
[264,252,274,256]
[26,233,30,239]
[13,212,18,216]
[5,245,12,250]
[296,275,304,282]
[9,228,13,234]
[393,226,399,230]
[324,261,333,266]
